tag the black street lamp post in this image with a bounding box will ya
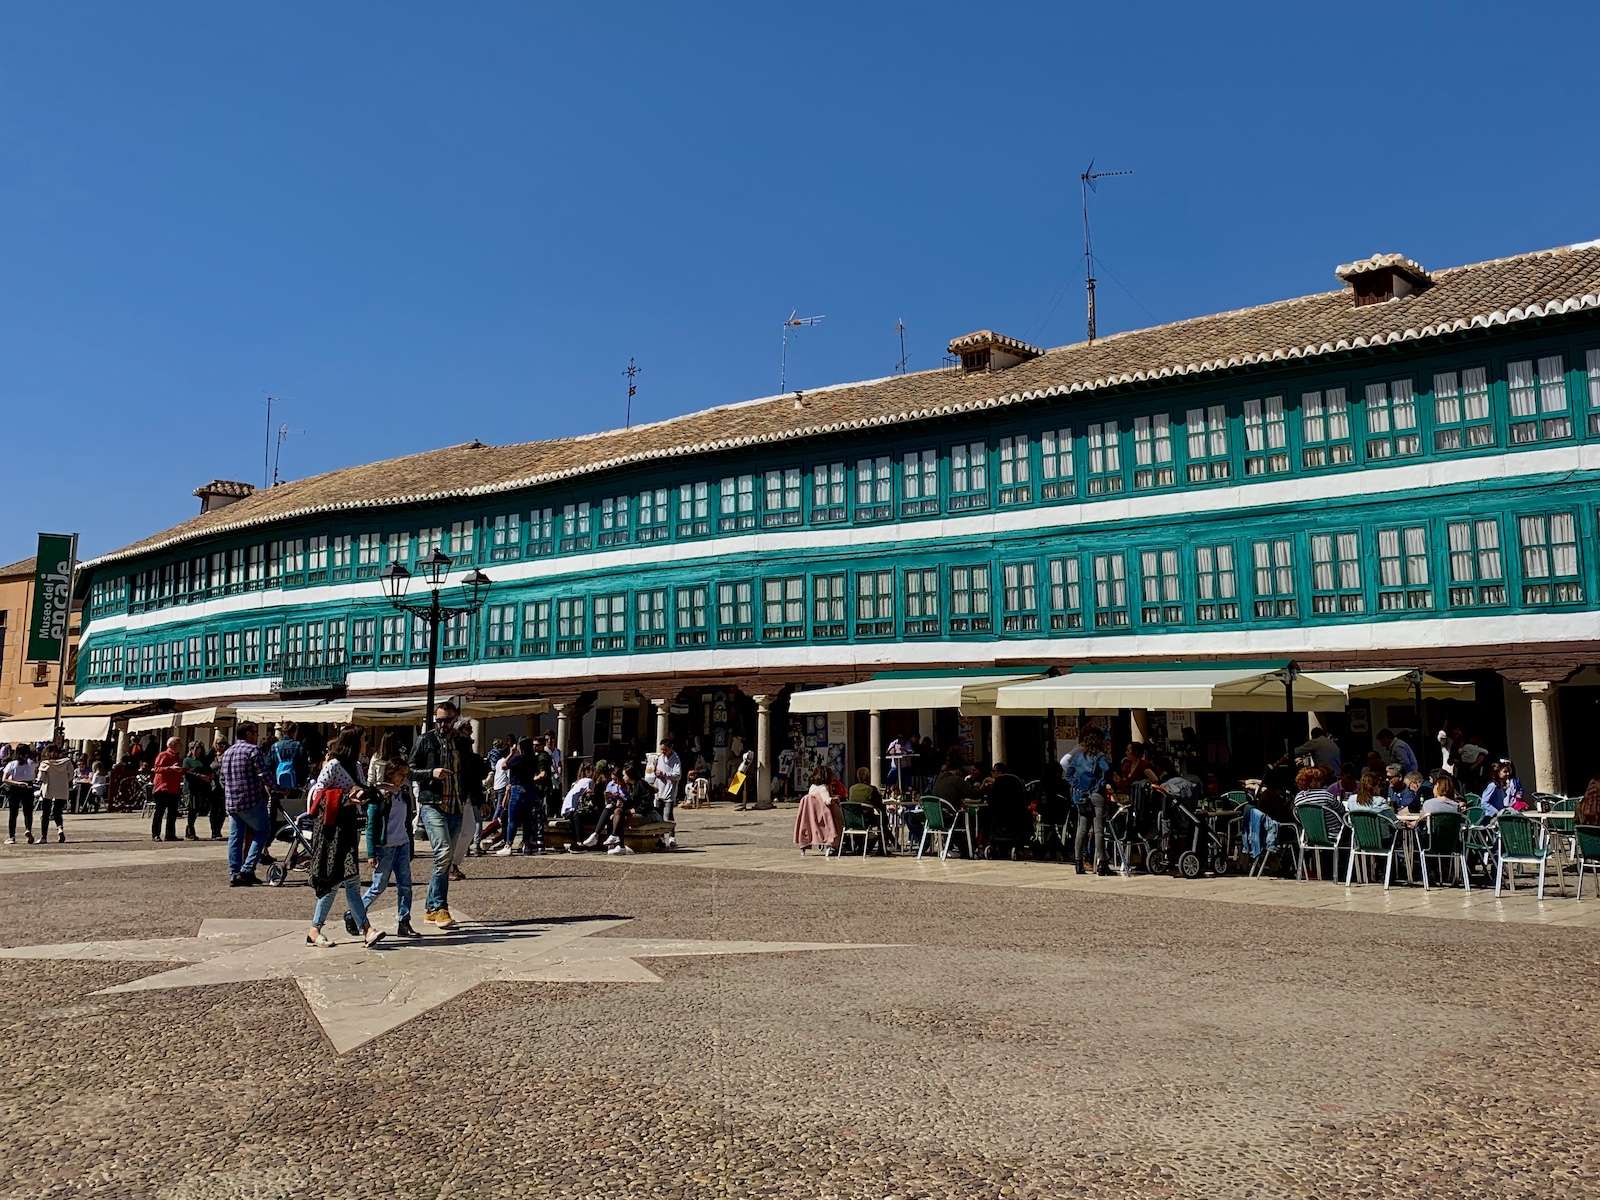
[380,549,492,719]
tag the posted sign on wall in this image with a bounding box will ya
[27,533,76,664]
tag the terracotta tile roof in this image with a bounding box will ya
[0,556,36,579]
[87,238,1600,569]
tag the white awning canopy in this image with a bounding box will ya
[0,717,56,741]
[789,671,1045,716]
[994,665,1348,714]
[178,705,235,727]
[0,703,143,742]
[233,696,547,727]
[125,713,178,734]
[1300,671,1476,702]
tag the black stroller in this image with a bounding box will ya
[265,804,317,887]
[1108,783,1164,874]
[1146,781,1242,879]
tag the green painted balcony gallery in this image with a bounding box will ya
[73,241,1600,789]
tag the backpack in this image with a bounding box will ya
[273,741,301,790]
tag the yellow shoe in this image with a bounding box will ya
[431,908,457,929]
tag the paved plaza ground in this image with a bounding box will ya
[1,806,1596,1199]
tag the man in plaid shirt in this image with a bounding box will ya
[223,721,275,887]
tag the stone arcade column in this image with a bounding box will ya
[652,697,671,746]
[1129,708,1152,746]
[554,701,573,789]
[754,694,773,809]
[1520,681,1560,796]
[869,709,884,788]
[990,713,1006,765]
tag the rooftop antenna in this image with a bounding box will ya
[780,309,825,392]
[894,318,909,374]
[271,423,290,486]
[623,357,640,428]
[1080,160,1133,343]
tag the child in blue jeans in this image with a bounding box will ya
[355,758,419,939]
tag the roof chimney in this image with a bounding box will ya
[193,479,256,514]
[1335,253,1434,307]
[945,330,1043,373]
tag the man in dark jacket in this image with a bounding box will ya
[409,700,472,929]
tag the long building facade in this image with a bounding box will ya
[73,243,1600,794]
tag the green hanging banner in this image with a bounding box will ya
[26,532,77,664]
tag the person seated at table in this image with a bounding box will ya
[1329,764,1361,801]
[1389,768,1422,813]
[982,763,1029,856]
[794,766,843,854]
[1344,770,1390,813]
[1421,772,1462,816]
[845,768,891,853]
[1115,743,1159,794]
[1479,759,1526,816]
[1291,766,1338,810]
[1576,778,1600,826]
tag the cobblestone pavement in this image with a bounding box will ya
[1,809,1596,1199]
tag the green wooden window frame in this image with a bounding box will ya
[185,634,202,680]
[716,581,754,643]
[1047,556,1084,631]
[379,616,405,666]
[599,496,631,547]
[263,626,281,673]
[1185,405,1231,482]
[718,474,756,532]
[1085,421,1123,495]
[1446,518,1507,608]
[1091,552,1128,627]
[1133,414,1175,490]
[1194,543,1239,623]
[1517,511,1583,605]
[555,598,585,654]
[812,462,846,524]
[350,617,376,665]
[763,469,802,528]
[903,567,940,636]
[949,441,989,511]
[409,615,432,664]
[1243,396,1290,476]
[997,435,1032,505]
[520,600,551,656]
[1040,427,1076,500]
[560,502,592,552]
[222,630,242,676]
[1586,349,1600,436]
[488,514,521,561]
[674,586,708,647]
[900,449,940,517]
[948,564,992,633]
[812,573,847,640]
[855,570,894,637]
[1376,525,1434,611]
[1002,560,1039,631]
[1139,547,1183,625]
[677,482,710,537]
[1363,379,1422,460]
[1251,537,1298,618]
[1310,531,1364,615]
[441,612,471,661]
[635,488,670,542]
[591,593,627,651]
[286,622,305,668]
[1300,387,1354,468]
[329,534,353,582]
[634,589,667,649]
[854,455,893,522]
[484,605,517,658]
[416,527,443,563]
[1432,367,1494,452]
[762,576,805,640]
[448,520,475,565]
[529,508,555,556]
[1508,355,1572,445]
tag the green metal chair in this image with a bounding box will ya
[916,796,968,861]
[1575,827,1600,899]
[1420,811,1470,891]
[839,802,883,858]
[1345,809,1403,888]
[1493,814,1550,898]
[1293,800,1347,881]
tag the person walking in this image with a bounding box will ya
[150,737,185,842]
[267,722,310,796]
[35,745,73,844]
[1066,730,1113,876]
[409,700,471,929]
[652,737,682,849]
[222,722,275,886]
[182,740,218,840]
[4,745,38,845]
[448,720,486,874]
[356,756,418,938]
[304,728,384,949]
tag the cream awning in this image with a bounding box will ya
[789,671,1045,716]
[1300,671,1476,702]
[233,696,547,727]
[0,703,144,742]
[994,664,1347,714]
[0,717,56,741]
[126,712,178,734]
[178,705,235,727]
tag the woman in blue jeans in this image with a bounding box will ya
[304,728,385,949]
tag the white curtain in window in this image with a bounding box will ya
[1508,360,1538,418]
[1311,535,1332,590]
[1365,383,1391,433]
[1336,533,1360,589]
[1551,512,1578,575]
[1520,516,1548,578]
[1378,529,1401,586]
[1538,356,1567,414]
[1448,521,1473,581]
[1462,367,1490,421]
[1404,526,1428,583]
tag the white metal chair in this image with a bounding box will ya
[684,777,710,808]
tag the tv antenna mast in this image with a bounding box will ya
[780,309,825,392]
[894,318,909,374]
[1080,161,1133,343]
[263,396,275,488]
[623,357,641,428]
[271,423,290,486]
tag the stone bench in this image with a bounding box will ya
[545,815,676,853]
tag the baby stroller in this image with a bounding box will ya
[1108,783,1164,873]
[1148,781,1238,879]
[265,807,317,887]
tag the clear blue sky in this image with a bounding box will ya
[4,2,1598,564]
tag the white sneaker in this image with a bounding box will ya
[57,831,66,843]
[4,837,13,846]
[495,846,514,857]
[604,834,620,847]
[606,844,634,855]
[665,836,677,849]
[579,834,601,848]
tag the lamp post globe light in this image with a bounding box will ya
[379,554,491,720]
